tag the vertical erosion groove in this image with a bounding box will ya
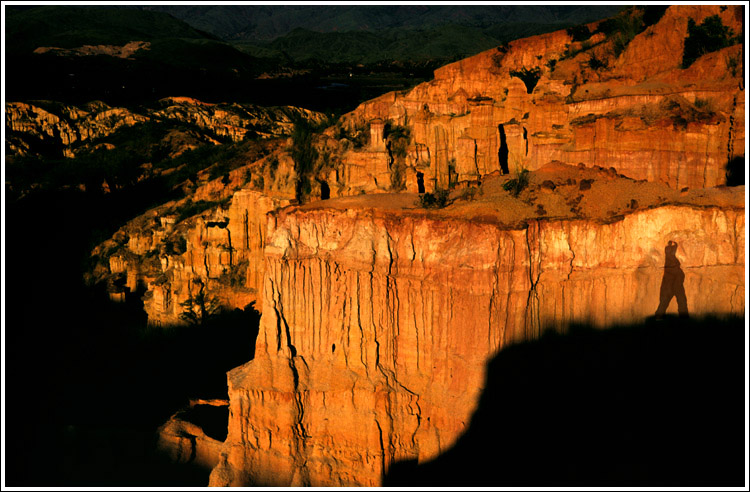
[289,356,309,440]
[270,264,284,352]
[375,419,387,477]
[356,273,367,369]
[502,233,516,348]
[566,224,576,281]
[370,271,382,371]
[227,228,233,266]
[473,139,480,175]
[244,210,249,249]
[489,229,501,352]
[203,243,211,278]
[727,93,737,174]
[525,221,542,339]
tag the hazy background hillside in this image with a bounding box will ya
[139,4,624,64]
[5,5,623,112]
[140,5,624,42]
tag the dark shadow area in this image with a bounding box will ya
[655,241,688,318]
[319,180,330,200]
[176,405,230,442]
[417,172,425,194]
[725,155,745,186]
[385,314,745,487]
[498,124,509,174]
[5,51,434,114]
[4,187,261,486]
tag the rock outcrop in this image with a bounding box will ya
[56,5,748,330]
[5,100,148,157]
[335,5,744,192]
[152,97,326,143]
[92,165,294,325]
[5,97,326,158]
[33,40,151,59]
[156,399,229,471]
[75,7,745,484]
[209,179,744,486]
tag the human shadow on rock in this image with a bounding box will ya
[385,315,744,487]
[655,240,688,318]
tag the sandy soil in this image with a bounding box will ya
[299,161,744,226]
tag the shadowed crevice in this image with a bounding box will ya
[497,124,509,175]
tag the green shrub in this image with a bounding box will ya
[390,162,406,191]
[290,118,319,202]
[587,53,608,70]
[725,52,741,77]
[167,235,187,255]
[492,44,509,68]
[503,168,530,197]
[383,122,410,142]
[417,188,450,209]
[611,15,642,57]
[385,122,411,191]
[179,285,221,325]
[459,186,481,202]
[682,15,741,68]
[447,158,458,189]
[339,121,370,149]
[219,259,249,288]
[509,68,542,94]
[268,156,279,179]
[389,135,409,159]
[693,97,715,112]
[567,25,592,42]
[570,113,598,126]
[174,199,220,223]
[595,6,666,59]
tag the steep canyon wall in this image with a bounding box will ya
[336,5,744,193]
[95,183,292,326]
[210,200,744,486]
[79,6,744,328]
[57,5,747,483]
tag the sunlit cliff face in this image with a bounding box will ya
[205,179,742,486]
[49,4,741,486]
[202,5,743,486]
[337,5,743,195]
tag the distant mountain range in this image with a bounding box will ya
[5,6,279,107]
[4,5,624,109]
[139,5,624,64]
[137,5,624,42]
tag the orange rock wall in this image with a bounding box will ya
[6,97,325,157]
[142,190,290,326]
[5,101,147,156]
[210,203,745,486]
[337,5,744,193]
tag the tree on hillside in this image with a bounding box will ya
[179,278,221,325]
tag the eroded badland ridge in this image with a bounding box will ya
[5,5,745,486]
